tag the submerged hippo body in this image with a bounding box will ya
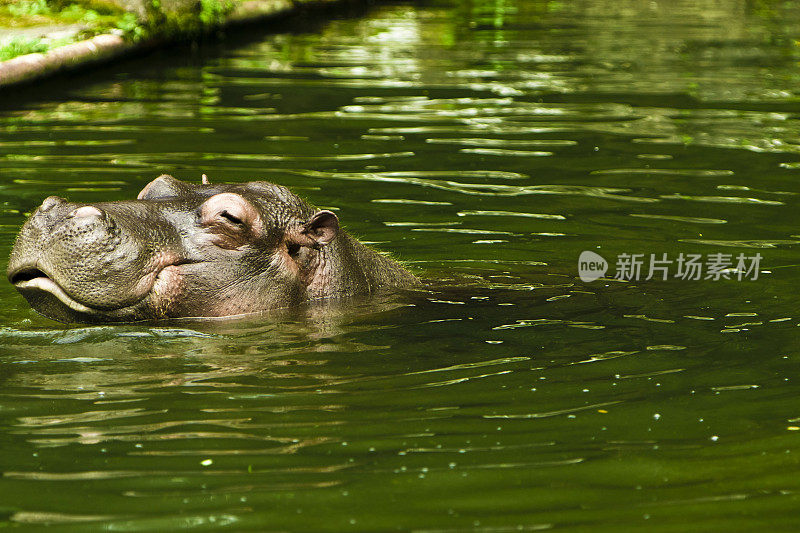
[7,175,418,323]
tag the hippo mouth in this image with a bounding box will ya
[9,266,96,315]
[9,258,187,323]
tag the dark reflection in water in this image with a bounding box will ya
[1,0,800,530]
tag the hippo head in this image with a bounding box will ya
[7,175,351,323]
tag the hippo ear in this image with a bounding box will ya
[138,175,194,200]
[294,210,339,247]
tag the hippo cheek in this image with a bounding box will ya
[160,257,306,318]
[148,264,185,318]
[62,250,177,309]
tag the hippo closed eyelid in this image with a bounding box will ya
[219,210,243,225]
[199,193,262,233]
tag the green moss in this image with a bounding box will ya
[0,0,242,62]
[200,0,235,26]
[49,0,125,15]
[138,0,236,42]
[0,37,49,61]
[0,0,125,28]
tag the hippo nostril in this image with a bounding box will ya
[68,205,105,219]
[39,196,65,212]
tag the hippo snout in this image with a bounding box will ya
[8,197,173,322]
[17,196,111,238]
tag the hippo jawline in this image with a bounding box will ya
[8,263,137,322]
[9,266,83,306]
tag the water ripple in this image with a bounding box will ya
[661,193,784,205]
[679,239,800,248]
[484,401,622,419]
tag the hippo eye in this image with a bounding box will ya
[199,192,263,234]
[219,210,243,226]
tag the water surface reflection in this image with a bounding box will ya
[1,0,800,530]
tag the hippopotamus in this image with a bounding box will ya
[7,175,419,323]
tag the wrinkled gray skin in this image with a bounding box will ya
[7,175,419,323]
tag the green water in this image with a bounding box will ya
[1,0,800,530]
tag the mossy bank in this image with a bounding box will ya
[0,0,353,89]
